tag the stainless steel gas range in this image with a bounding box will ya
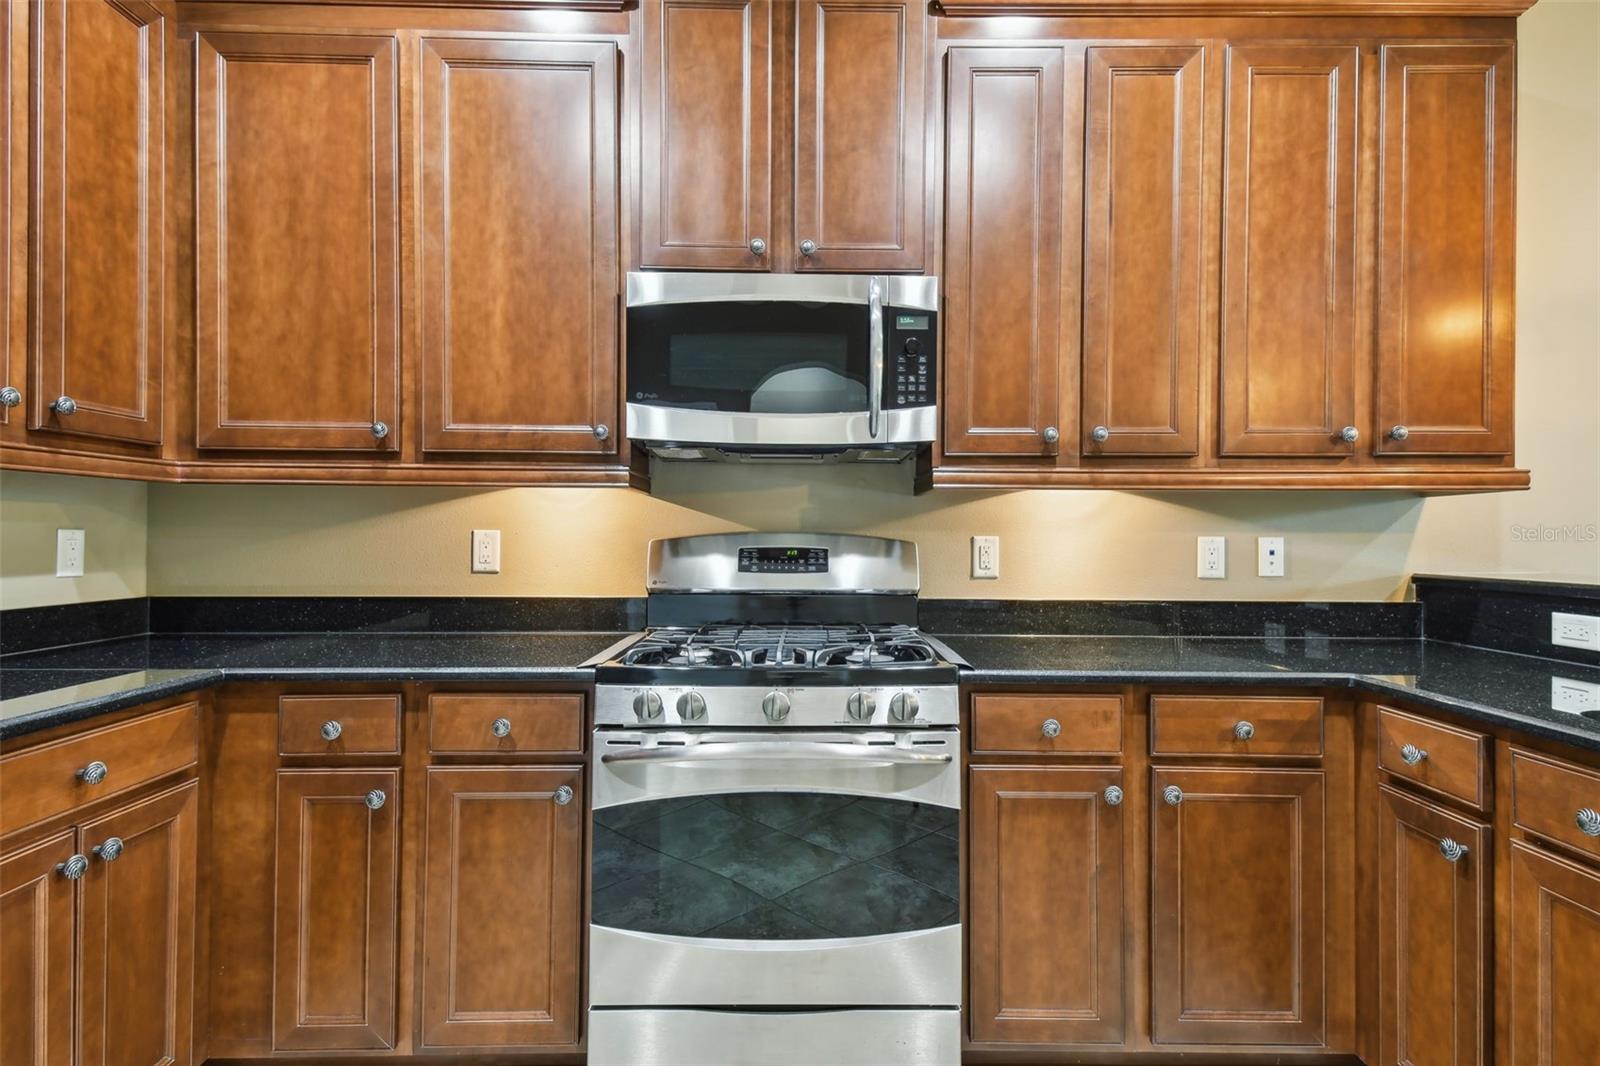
[587,533,964,1066]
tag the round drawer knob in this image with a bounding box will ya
[1091,425,1110,443]
[1340,425,1360,443]
[320,720,343,742]
[1439,837,1469,864]
[0,385,20,408]
[1389,425,1410,441]
[51,395,77,416]
[1234,720,1255,741]
[799,239,817,257]
[1040,718,1061,739]
[1103,785,1124,807]
[594,424,610,441]
[57,855,89,880]
[554,785,574,806]
[77,760,108,786]
[93,837,125,863]
[1400,743,1428,766]
[1576,808,1600,837]
[748,237,767,256]
[364,789,387,811]
[1042,426,1060,445]
[370,420,389,440]
[491,716,512,738]
[1163,784,1184,806]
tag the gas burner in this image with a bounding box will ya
[813,641,936,668]
[621,623,939,672]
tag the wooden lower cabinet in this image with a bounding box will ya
[420,766,583,1048]
[967,766,1125,1045]
[0,829,78,1066]
[1378,785,1490,1066]
[1150,767,1326,1046]
[272,768,399,1051]
[1507,841,1600,1065]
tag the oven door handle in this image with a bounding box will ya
[600,742,952,766]
[867,276,884,440]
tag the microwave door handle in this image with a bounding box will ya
[868,277,884,440]
[600,742,952,766]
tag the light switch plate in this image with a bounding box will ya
[971,536,999,579]
[1552,612,1600,652]
[1551,676,1600,715]
[471,529,501,574]
[1257,536,1286,578]
[56,528,85,578]
[1197,536,1226,580]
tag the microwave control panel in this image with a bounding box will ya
[884,308,937,409]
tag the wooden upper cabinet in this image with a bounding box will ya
[1378,786,1489,1066]
[942,46,1066,457]
[419,38,619,454]
[31,0,165,446]
[1081,45,1205,458]
[1,0,19,431]
[1151,767,1325,1046]
[1507,842,1600,1065]
[0,830,77,1066]
[968,766,1124,1046]
[1219,44,1358,458]
[639,0,771,270]
[272,769,398,1051]
[76,781,197,1066]
[1376,44,1515,457]
[196,31,400,452]
[421,767,583,1048]
[793,0,926,272]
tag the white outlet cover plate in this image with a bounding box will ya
[1257,536,1286,578]
[1551,612,1600,652]
[471,529,501,574]
[55,528,85,578]
[971,536,999,579]
[1551,675,1600,715]
[1197,536,1226,579]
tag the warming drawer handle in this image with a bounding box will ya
[601,741,952,766]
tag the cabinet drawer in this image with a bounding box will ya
[971,694,1122,755]
[279,695,401,756]
[1377,707,1488,810]
[1510,747,1600,862]
[429,694,583,754]
[0,702,200,835]
[1150,695,1323,757]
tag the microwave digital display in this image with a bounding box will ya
[738,546,829,574]
[896,314,930,330]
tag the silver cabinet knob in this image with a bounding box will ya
[763,691,793,722]
[1163,784,1184,806]
[1040,718,1062,738]
[845,692,876,721]
[1400,743,1427,766]
[1340,425,1359,443]
[594,424,610,441]
[633,691,664,722]
[364,789,386,811]
[554,785,574,806]
[748,237,767,256]
[0,385,20,407]
[1042,426,1060,445]
[888,692,920,723]
[320,720,343,742]
[1389,425,1410,441]
[1091,425,1110,443]
[77,760,108,786]
[1103,785,1123,807]
[92,837,124,862]
[1576,808,1600,837]
[1439,838,1469,863]
[57,855,89,880]
[370,420,389,439]
[51,395,77,416]
[799,239,817,257]
[491,716,512,738]
[1233,721,1255,741]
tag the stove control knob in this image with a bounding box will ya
[677,691,707,722]
[888,692,920,723]
[846,692,877,722]
[761,691,792,722]
[633,690,664,722]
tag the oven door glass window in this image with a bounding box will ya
[592,792,958,940]
[627,303,872,414]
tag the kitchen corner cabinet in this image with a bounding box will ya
[420,767,584,1047]
[639,0,926,273]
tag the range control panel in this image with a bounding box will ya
[884,308,937,409]
[737,546,829,574]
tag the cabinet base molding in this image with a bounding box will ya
[933,1,1533,14]
[923,465,1531,495]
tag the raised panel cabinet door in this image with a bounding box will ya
[1081,45,1204,457]
[420,767,583,1047]
[968,766,1124,1045]
[419,38,619,454]
[639,0,771,269]
[272,768,399,1051]
[1150,767,1325,1046]
[31,0,165,445]
[1378,785,1489,1066]
[196,32,400,451]
[1508,841,1600,1064]
[1219,45,1358,458]
[1376,44,1514,457]
[76,780,197,1066]
[942,46,1066,457]
[2,0,21,432]
[793,0,925,272]
[0,830,77,1066]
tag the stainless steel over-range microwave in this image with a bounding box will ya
[624,272,938,462]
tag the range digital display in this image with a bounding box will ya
[738,546,829,574]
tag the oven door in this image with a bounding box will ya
[590,729,960,1008]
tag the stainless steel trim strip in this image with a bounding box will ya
[626,271,937,311]
[600,740,951,766]
[625,403,935,448]
[595,683,959,729]
[587,1008,960,1066]
[868,276,884,440]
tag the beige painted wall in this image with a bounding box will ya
[0,471,148,609]
[8,0,1600,607]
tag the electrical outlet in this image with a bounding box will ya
[1197,536,1226,580]
[471,529,501,574]
[1552,612,1600,652]
[971,536,999,579]
[1257,536,1286,578]
[1551,676,1600,715]
[55,528,85,578]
